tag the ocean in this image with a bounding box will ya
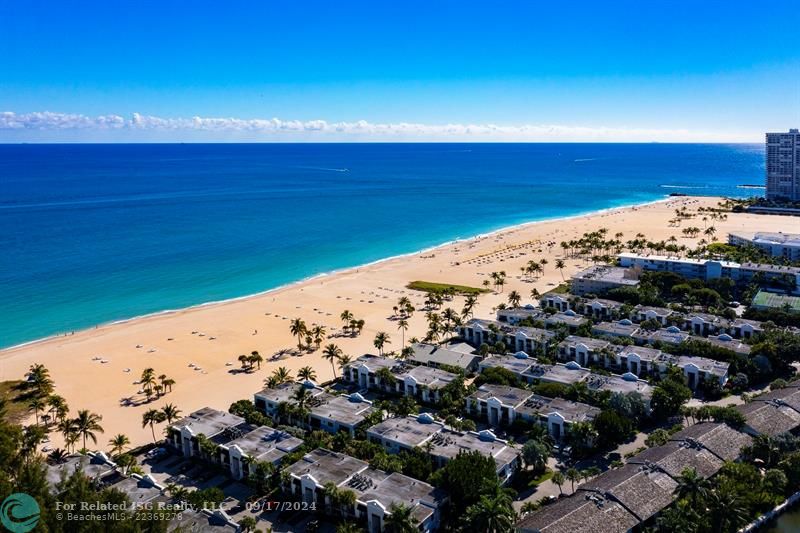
[0,143,764,349]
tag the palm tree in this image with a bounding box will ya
[28,397,46,425]
[297,366,317,382]
[399,346,414,360]
[385,502,419,533]
[58,418,79,452]
[397,319,409,348]
[28,363,54,395]
[142,409,166,444]
[161,403,182,424]
[249,351,263,370]
[74,410,104,450]
[140,366,156,385]
[238,354,249,370]
[707,488,748,532]
[271,366,293,385]
[289,318,308,350]
[555,258,566,280]
[108,434,130,456]
[373,332,391,355]
[47,394,68,424]
[552,471,565,495]
[566,467,581,492]
[461,294,478,320]
[311,325,327,351]
[673,467,710,507]
[507,290,521,308]
[463,485,516,533]
[323,344,343,378]
[292,387,313,427]
[47,448,69,465]
[162,378,176,393]
[239,516,258,533]
[337,353,352,372]
[340,310,353,334]
[116,453,137,475]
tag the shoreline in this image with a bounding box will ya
[2,194,675,352]
[4,193,788,448]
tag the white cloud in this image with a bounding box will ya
[0,111,755,141]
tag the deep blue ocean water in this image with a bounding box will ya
[0,143,764,348]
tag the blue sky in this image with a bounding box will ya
[1,0,798,142]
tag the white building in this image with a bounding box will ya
[366,414,521,484]
[766,129,800,201]
[570,265,640,296]
[459,318,555,356]
[218,426,304,480]
[284,448,445,532]
[730,231,800,261]
[618,253,800,292]
[466,384,600,440]
[167,407,248,458]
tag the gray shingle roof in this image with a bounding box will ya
[516,492,639,533]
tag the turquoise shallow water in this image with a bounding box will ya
[0,143,764,349]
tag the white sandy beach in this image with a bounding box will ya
[2,195,796,448]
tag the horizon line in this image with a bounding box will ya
[0,111,770,143]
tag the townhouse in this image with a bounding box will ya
[591,320,640,339]
[366,414,521,484]
[253,383,376,436]
[458,318,555,356]
[218,426,304,480]
[466,384,600,440]
[283,448,446,532]
[737,384,800,437]
[342,353,460,402]
[518,422,753,533]
[557,335,612,367]
[632,304,674,326]
[167,407,249,458]
[579,298,626,320]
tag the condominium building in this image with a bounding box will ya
[366,414,521,483]
[766,129,800,201]
[465,384,600,440]
[618,253,800,292]
[729,231,800,261]
[253,383,376,436]
[218,426,304,480]
[283,448,446,532]
[458,318,555,356]
[570,265,640,296]
[167,407,249,458]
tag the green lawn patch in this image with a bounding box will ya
[407,281,489,295]
[528,469,554,487]
[550,282,571,294]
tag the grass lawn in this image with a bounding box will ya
[407,280,490,295]
[528,469,555,487]
[549,282,571,294]
[0,380,34,424]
